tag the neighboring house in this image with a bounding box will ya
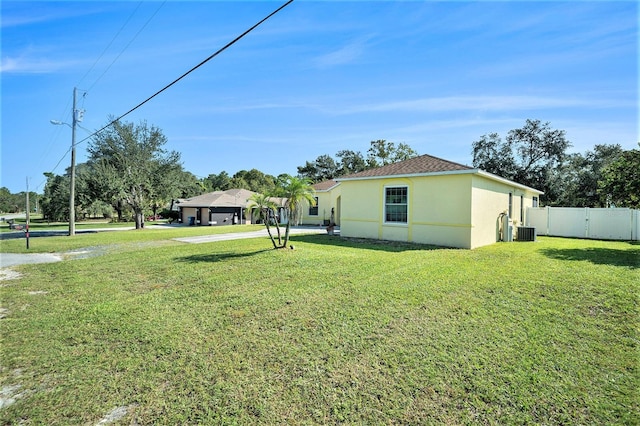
[335,154,543,249]
[175,189,287,226]
[301,179,341,226]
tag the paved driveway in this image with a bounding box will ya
[0,253,63,268]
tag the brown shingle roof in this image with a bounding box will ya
[338,154,472,180]
[312,179,339,191]
[178,189,257,208]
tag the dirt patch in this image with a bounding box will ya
[97,405,136,425]
[0,384,23,409]
[0,269,21,282]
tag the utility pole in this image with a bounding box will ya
[26,177,30,249]
[69,87,77,236]
[50,86,83,236]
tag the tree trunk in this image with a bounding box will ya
[114,200,124,222]
[282,221,291,248]
[263,209,278,249]
[134,210,144,229]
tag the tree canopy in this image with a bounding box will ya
[548,144,623,207]
[297,140,419,183]
[598,145,640,208]
[87,119,183,229]
[472,119,571,204]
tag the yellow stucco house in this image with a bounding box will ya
[301,179,341,227]
[332,154,543,249]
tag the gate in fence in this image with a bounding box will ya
[526,207,639,241]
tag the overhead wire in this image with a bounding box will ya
[76,1,144,89]
[86,1,166,93]
[37,0,294,191]
[36,1,159,190]
[75,0,294,148]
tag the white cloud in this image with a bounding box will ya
[0,55,82,74]
[311,36,373,69]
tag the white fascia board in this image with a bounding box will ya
[474,170,544,194]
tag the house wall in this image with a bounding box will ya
[470,175,539,248]
[340,175,473,248]
[301,186,341,226]
[180,207,197,224]
[340,173,541,249]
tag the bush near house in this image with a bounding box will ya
[0,233,637,424]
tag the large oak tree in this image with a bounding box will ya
[472,119,571,204]
[87,119,182,229]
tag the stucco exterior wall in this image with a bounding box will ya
[470,175,539,248]
[340,172,541,249]
[340,175,474,248]
[181,207,197,224]
[301,186,341,226]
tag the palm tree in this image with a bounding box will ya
[248,192,280,249]
[249,176,316,249]
[281,176,316,248]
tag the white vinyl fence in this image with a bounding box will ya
[526,207,640,241]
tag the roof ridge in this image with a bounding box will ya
[417,153,472,170]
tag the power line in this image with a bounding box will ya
[87,1,167,92]
[77,1,144,89]
[38,0,294,191]
[40,0,162,183]
[75,0,294,148]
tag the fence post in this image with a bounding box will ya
[546,206,550,236]
[585,207,590,239]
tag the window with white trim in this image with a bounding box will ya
[385,186,408,223]
[309,197,318,216]
[508,192,513,218]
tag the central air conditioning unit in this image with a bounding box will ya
[517,226,537,242]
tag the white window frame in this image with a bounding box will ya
[309,197,319,216]
[384,185,408,224]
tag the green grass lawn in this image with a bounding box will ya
[1,233,638,424]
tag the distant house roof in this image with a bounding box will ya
[312,179,340,191]
[337,154,543,194]
[177,189,257,208]
[176,188,288,208]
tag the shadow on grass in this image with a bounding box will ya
[176,248,272,263]
[289,234,449,253]
[539,247,640,269]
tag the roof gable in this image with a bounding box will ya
[312,179,340,191]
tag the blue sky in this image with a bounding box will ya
[1,1,638,194]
